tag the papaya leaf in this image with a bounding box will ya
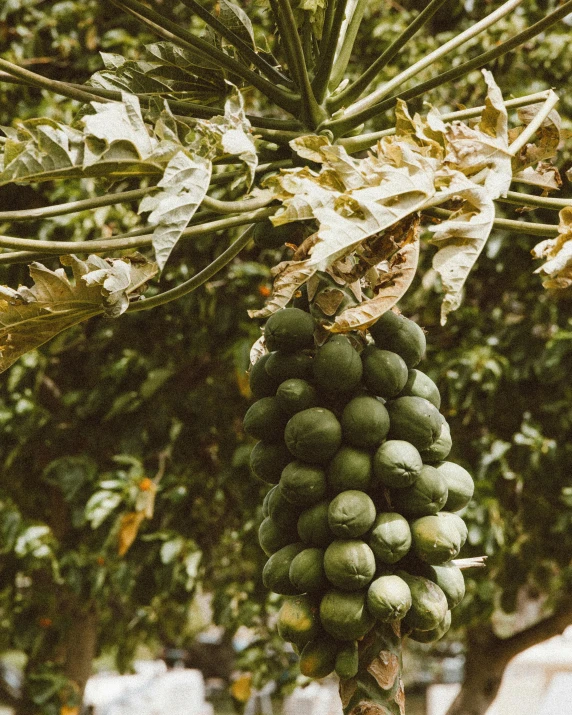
[218,0,256,49]
[513,104,562,171]
[512,162,561,191]
[329,217,421,333]
[531,207,572,292]
[0,254,157,374]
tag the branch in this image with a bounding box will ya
[337,90,553,153]
[0,187,156,222]
[274,0,325,127]
[495,600,572,662]
[127,224,256,312]
[108,0,300,115]
[424,207,558,238]
[176,0,295,89]
[0,207,277,255]
[327,0,367,93]
[329,0,449,112]
[323,0,572,137]
[339,0,524,121]
[312,0,349,103]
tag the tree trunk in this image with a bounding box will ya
[340,622,405,715]
[17,602,98,715]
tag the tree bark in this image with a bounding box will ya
[446,602,572,715]
[340,622,405,715]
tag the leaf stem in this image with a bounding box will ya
[176,0,295,90]
[337,90,553,153]
[328,0,449,112]
[497,191,572,211]
[0,58,114,105]
[312,0,349,103]
[340,0,524,121]
[424,207,558,237]
[268,0,302,87]
[508,90,560,156]
[0,187,156,222]
[108,0,300,115]
[274,0,325,128]
[318,0,338,62]
[327,0,367,93]
[201,194,274,214]
[324,1,572,137]
[0,208,277,255]
[127,224,256,312]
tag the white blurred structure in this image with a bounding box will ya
[428,626,572,715]
[283,679,343,715]
[84,662,213,715]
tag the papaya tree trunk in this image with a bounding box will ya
[340,622,405,715]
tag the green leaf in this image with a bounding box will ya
[85,490,123,528]
[42,456,98,502]
[218,0,256,49]
[0,254,158,374]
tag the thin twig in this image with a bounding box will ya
[452,557,487,570]
[498,190,572,210]
[424,207,558,237]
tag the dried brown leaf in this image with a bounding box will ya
[339,678,358,708]
[118,511,146,556]
[367,651,400,690]
[532,206,572,291]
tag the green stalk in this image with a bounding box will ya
[0,58,114,105]
[0,251,52,265]
[337,90,553,153]
[312,0,349,103]
[508,91,560,155]
[274,0,325,127]
[329,0,449,112]
[0,188,156,222]
[341,0,523,120]
[108,0,300,115]
[201,194,274,214]
[0,207,277,255]
[424,208,558,237]
[341,623,404,715]
[269,0,302,87]
[498,191,572,210]
[210,159,293,185]
[127,224,256,312]
[323,0,572,137]
[176,0,294,89]
[319,0,338,62]
[327,0,368,93]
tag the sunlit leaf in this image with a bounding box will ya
[0,254,157,373]
[532,207,572,292]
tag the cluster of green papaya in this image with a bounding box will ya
[246,307,474,680]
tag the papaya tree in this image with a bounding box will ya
[1,1,572,714]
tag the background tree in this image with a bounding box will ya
[0,1,571,714]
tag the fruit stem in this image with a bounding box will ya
[341,621,405,715]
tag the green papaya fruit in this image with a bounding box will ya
[289,547,328,593]
[340,395,390,449]
[264,308,315,353]
[279,461,327,506]
[361,346,409,399]
[263,543,306,595]
[335,641,359,680]
[387,396,442,451]
[297,500,335,547]
[328,490,376,538]
[327,446,372,494]
[299,637,338,678]
[434,461,474,512]
[408,610,451,642]
[250,441,292,484]
[268,486,304,529]
[277,594,321,647]
[399,369,441,409]
[392,464,448,517]
[323,539,376,591]
[243,396,288,442]
[313,336,363,394]
[319,589,375,640]
[410,513,463,565]
[367,575,412,622]
[368,512,412,564]
[373,439,423,488]
[276,378,319,416]
[249,353,280,398]
[422,562,465,609]
[419,416,452,463]
[368,311,426,368]
[265,351,313,382]
[285,407,342,463]
[398,571,448,631]
[258,516,297,556]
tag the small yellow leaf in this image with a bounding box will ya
[118,511,146,556]
[230,673,252,703]
[61,707,80,715]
